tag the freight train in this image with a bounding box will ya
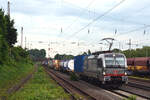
[127,57,150,75]
[44,51,128,87]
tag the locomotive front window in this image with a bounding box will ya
[105,57,115,66]
[115,57,125,66]
[105,56,125,67]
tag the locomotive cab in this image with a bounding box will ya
[98,53,128,84]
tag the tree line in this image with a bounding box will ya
[54,54,74,60]
[113,46,150,58]
[121,46,150,58]
[28,49,46,61]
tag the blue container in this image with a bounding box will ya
[74,55,86,72]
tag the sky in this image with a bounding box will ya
[0,0,150,57]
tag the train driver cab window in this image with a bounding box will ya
[98,58,103,67]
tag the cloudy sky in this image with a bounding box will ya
[0,0,150,57]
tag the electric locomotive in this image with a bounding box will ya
[81,51,128,86]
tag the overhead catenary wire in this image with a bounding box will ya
[69,0,150,52]
[116,24,150,37]
[61,0,148,45]
[63,0,96,34]
[87,24,150,49]
[68,0,126,38]
[75,0,150,47]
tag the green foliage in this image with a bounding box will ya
[54,54,74,60]
[122,46,150,58]
[28,49,46,61]
[11,46,29,61]
[0,9,22,64]
[112,48,122,53]
[0,9,35,99]
[0,9,7,36]
[8,66,70,100]
[82,52,87,55]
[123,95,136,100]
[0,9,9,64]
[5,15,17,47]
[70,72,79,81]
[88,49,91,55]
[0,62,34,97]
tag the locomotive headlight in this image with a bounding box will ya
[113,54,115,57]
[103,72,106,75]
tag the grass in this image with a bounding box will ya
[123,95,136,100]
[0,61,34,97]
[8,66,71,100]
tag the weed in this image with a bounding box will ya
[8,66,71,100]
[123,95,136,100]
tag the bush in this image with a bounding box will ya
[70,72,79,81]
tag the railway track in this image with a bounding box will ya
[119,85,150,100]
[44,67,95,100]
[127,82,150,91]
[129,77,150,83]
[44,66,148,100]
[109,89,148,100]
[128,77,150,91]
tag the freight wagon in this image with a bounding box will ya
[127,57,150,75]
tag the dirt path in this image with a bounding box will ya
[1,64,38,100]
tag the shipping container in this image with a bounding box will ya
[74,55,86,72]
[68,59,74,71]
[59,60,64,67]
[53,60,60,70]
[62,61,69,71]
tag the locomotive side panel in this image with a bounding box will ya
[83,57,100,78]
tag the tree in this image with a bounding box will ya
[11,46,29,61]
[54,54,74,60]
[0,9,9,64]
[112,48,121,53]
[40,49,46,58]
[88,49,91,55]
[121,46,150,58]
[54,54,60,60]
[5,15,17,47]
[28,49,46,61]
[82,52,87,55]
